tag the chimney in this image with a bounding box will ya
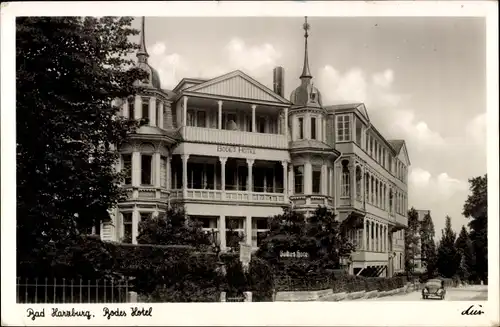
[273,66,285,97]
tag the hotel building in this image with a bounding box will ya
[101,17,410,277]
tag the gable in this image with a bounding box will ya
[356,104,370,122]
[185,70,290,104]
[398,142,411,166]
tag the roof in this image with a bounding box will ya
[387,139,405,153]
[182,69,291,105]
[172,78,208,93]
[325,103,364,111]
[290,139,335,151]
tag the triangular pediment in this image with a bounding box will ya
[398,142,411,166]
[357,104,370,122]
[185,70,290,104]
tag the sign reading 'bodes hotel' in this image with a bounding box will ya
[216,145,257,155]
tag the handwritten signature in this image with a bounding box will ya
[461,305,484,315]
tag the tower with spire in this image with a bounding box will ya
[135,16,162,89]
[290,16,322,108]
[287,17,340,218]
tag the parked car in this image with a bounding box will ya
[422,278,446,300]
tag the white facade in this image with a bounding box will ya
[101,17,410,276]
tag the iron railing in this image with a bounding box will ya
[16,277,131,304]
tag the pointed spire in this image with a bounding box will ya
[137,16,149,63]
[300,16,312,79]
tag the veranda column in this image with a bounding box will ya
[166,155,172,189]
[247,159,254,196]
[132,151,141,188]
[158,101,164,129]
[219,215,226,251]
[245,216,252,246]
[362,217,367,251]
[149,97,156,127]
[134,95,141,120]
[288,165,294,196]
[182,154,189,198]
[218,101,223,129]
[251,105,257,132]
[321,164,328,195]
[304,161,312,194]
[132,207,139,244]
[219,157,227,199]
[385,226,389,253]
[183,96,189,126]
[368,220,372,251]
[153,152,161,188]
[281,161,288,202]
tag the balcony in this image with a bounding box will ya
[122,186,170,201]
[351,251,389,263]
[170,188,286,204]
[182,126,288,149]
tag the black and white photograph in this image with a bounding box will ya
[1,1,498,326]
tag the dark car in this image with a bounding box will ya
[422,278,446,300]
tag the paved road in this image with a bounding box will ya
[356,285,488,301]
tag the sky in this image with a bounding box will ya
[133,16,486,237]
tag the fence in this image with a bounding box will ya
[17,277,131,304]
[273,275,409,293]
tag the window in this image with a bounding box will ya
[122,212,133,243]
[141,97,149,120]
[336,115,351,142]
[294,166,304,194]
[355,119,362,145]
[311,117,317,140]
[196,110,206,128]
[257,116,266,133]
[160,157,167,188]
[389,190,393,212]
[245,114,252,132]
[122,154,132,185]
[141,154,152,185]
[156,100,161,126]
[370,138,374,156]
[341,170,350,197]
[312,166,321,194]
[128,97,135,120]
[298,117,304,139]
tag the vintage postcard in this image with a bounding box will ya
[1,1,498,326]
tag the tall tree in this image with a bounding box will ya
[404,208,421,273]
[455,226,475,281]
[420,212,437,278]
[16,18,146,260]
[462,174,488,283]
[305,207,355,269]
[256,207,354,276]
[436,216,460,278]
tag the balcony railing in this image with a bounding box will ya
[170,188,286,204]
[182,126,288,149]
